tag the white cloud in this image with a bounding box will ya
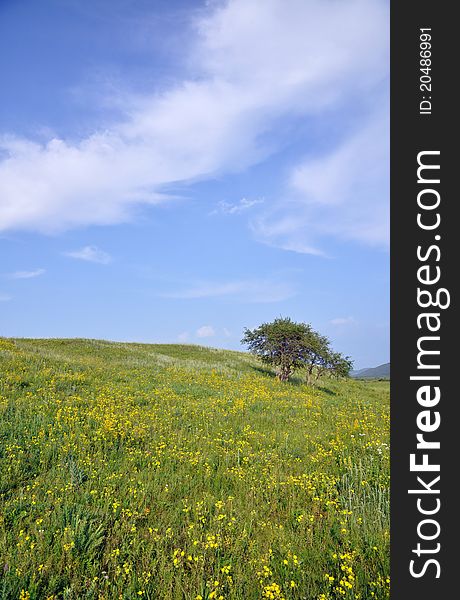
[178,331,190,342]
[252,111,389,254]
[64,245,112,264]
[0,0,388,235]
[196,325,215,338]
[330,316,355,326]
[8,268,45,279]
[162,278,295,303]
[0,292,12,301]
[251,223,328,257]
[211,197,263,216]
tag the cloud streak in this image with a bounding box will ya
[64,245,112,264]
[0,0,388,243]
[161,278,295,303]
[252,111,389,254]
[330,316,355,326]
[8,268,45,279]
[211,197,263,216]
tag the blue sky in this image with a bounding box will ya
[0,0,389,369]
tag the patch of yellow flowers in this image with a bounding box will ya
[0,338,389,599]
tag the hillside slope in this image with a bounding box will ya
[0,338,390,599]
[351,362,390,379]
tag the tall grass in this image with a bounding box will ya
[0,338,389,599]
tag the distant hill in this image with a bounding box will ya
[351,362,390,379]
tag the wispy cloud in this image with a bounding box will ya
[8,268,45,279]
[211,197,263,216]
[251,222,328,257]
[64,245,112,264]
[177,331,190,342]
[0,292,12,302]
[252,111,389,254]
[162,278,295,303]
[196,325,215,338]
[330,316,355,326]
[0,0,388,237]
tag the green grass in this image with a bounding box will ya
[0,338,389,600]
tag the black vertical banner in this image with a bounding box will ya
[391,2,456,599]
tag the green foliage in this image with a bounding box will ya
[328,353,354,380]
[0,338,388,599]
[241,317,353,384]
[241,317,311,381]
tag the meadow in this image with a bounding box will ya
[0,338,389,600]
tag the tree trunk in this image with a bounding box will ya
[314,368,324,382]
[276,365,291,381]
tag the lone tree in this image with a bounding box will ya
[241,317,353,384]
[241,317,310,381]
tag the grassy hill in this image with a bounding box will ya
[0,338,389,600]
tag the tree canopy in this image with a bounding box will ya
[241,317,353,383]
